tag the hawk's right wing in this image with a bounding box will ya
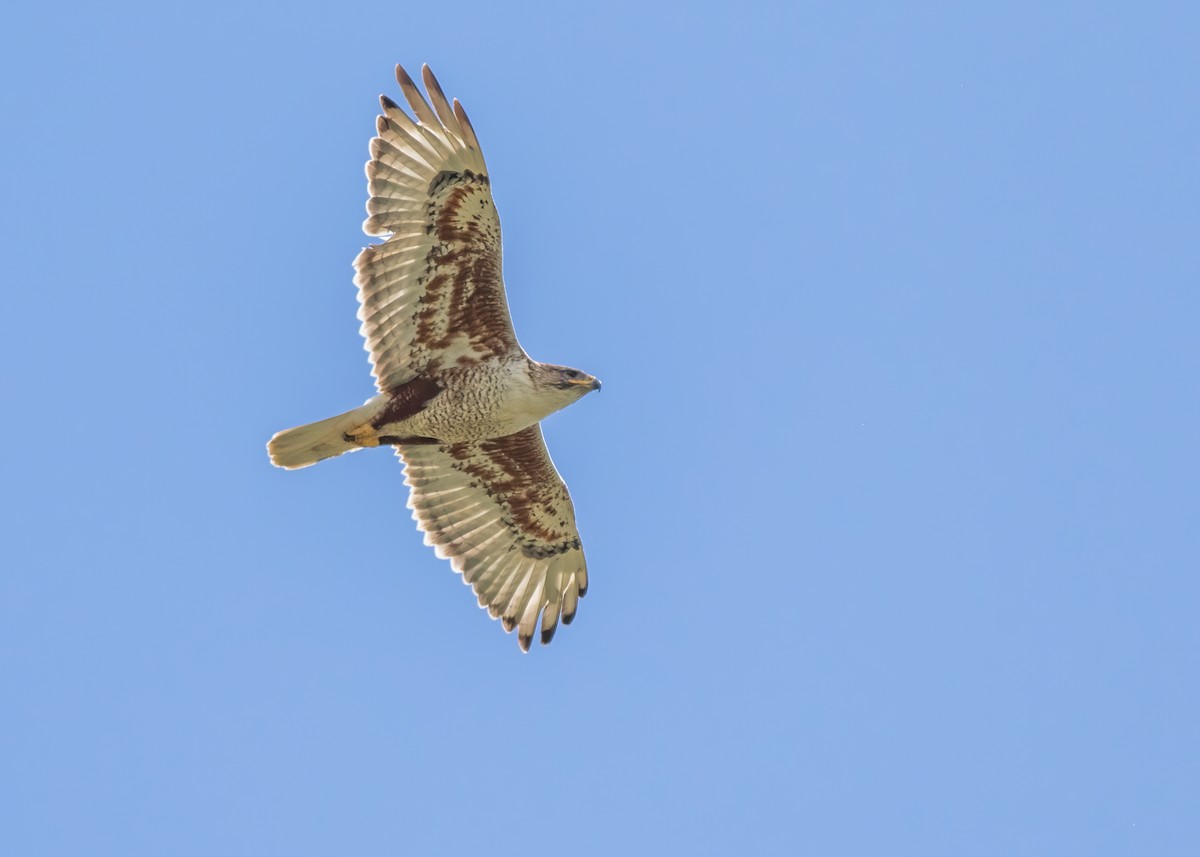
[397,425,589,651]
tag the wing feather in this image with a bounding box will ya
[452,100,484,154]
[515,576,546,651]
[356,64,518,391]
[398,424,589,651]
[421,66,460,131]
[395,63,440,127]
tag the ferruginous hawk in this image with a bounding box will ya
[267,64,600,652]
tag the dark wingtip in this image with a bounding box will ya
[541,625,557,645]
[501,616,516,632]
[395,64,421,103]
[380,94,399,111]
[562,610,576,626]
[518,632,532,652]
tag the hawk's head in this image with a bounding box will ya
[531,362,602,404]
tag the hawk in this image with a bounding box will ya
[267,64,600,651]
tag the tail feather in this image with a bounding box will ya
[267,398,384,470]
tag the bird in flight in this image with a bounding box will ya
[268,64,600,651]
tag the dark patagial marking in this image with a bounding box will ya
[520,540,580,560]
[428,169,486,196]
[413,171,513,360]
[445,427,581,557]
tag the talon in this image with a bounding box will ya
[344,422,381,447]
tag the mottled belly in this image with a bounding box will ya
[374,363,537,444]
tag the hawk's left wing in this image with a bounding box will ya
[397,425,589,651]
[354,64,522,391]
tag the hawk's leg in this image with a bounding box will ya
[343,423,381,447]
[380,435,440,446]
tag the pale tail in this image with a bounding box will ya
[267,400,382,470]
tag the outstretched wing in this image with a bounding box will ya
[398,425,589,651]
[355,64,521,391]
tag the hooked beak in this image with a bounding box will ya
[568,375,602,391]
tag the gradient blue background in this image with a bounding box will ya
[3,2,1198,855]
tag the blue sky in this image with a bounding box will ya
[3,2,1198,855]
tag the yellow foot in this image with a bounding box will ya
[344,422,381,447]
